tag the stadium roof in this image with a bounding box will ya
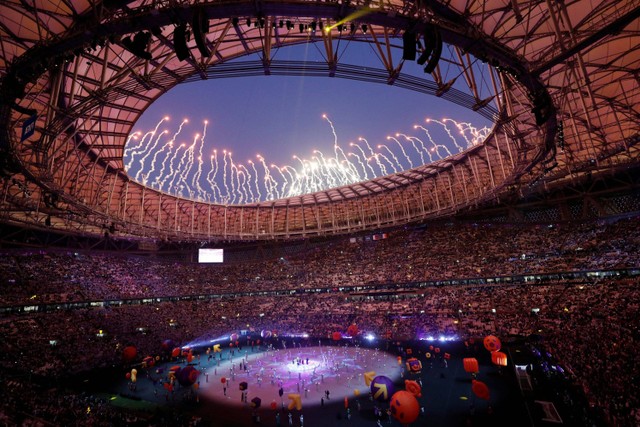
[1,0,639,241]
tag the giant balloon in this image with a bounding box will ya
[406,358,422,374]
[177,366,200,387]
[472,380,490,400]
[404,380,422,398]
[370,375,394,402]
[463,358,479,374]
[491,351,508,367]
[142,356,155,368]
[122,345,137,362]
[347,324,358,336]
[171,347,181,358]
[483,335,502,352]
[389,390,420,424]
[161,339,175,351]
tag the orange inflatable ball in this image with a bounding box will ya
[463,358,479,374]
[491,351,508,367]
[389,390,420,424]
[483,335,502,352]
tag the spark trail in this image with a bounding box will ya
[387,136,413,169]
[125,116,169,171]
[396,133,426,165]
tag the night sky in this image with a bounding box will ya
[125,44,493,204]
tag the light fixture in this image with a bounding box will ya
[122,31,152,60]
[192,8,211,57]
[173,25,189,61]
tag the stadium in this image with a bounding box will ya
[0,1,639,426]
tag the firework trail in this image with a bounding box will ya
[228,154,241,204]
[376,149,399,175]
[191,121,208,200]
[376,152,395,174]
[157,143,185,190]
[248,160,262,201]
[357,137,375,156]
[450,120,491,147]
[170,139,196,194]
[135,130,168,181]
[348,151,368,179]
[323,114,350,165]
[240,164,255,203]
[396,133,426,165]
[270,165,288,200]
[221,150,230,203]
[160,143,185,192]
[406,132,432,162]
[236,165,248,204]
[146,139,173,186]
[175,136,198,197]
[386,136,413,169]
[125,116,169,170]
[413,124,447,159]
[257,154,276,200]
[282,166,297,197]
[206,153,222,201]
[377,145,400,173]
[429,118,462,153]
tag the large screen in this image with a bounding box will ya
[198,248,224,263]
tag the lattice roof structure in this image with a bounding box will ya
[1,0,639,242]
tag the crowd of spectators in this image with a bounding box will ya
[1,217,638,306]
[0,217,638,426]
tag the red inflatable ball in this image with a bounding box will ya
[389,390,420,424]
[161,339,175,351]
[270,400,278,410]
[143,356,155,368]
[171,347,181,358]
[125,372,131,380]
[220,377,227,384]
[122,345,137,362]
[346,324,358,337]
[332,331,342,341]
[176,365,200,387]
[472,380,490,400]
